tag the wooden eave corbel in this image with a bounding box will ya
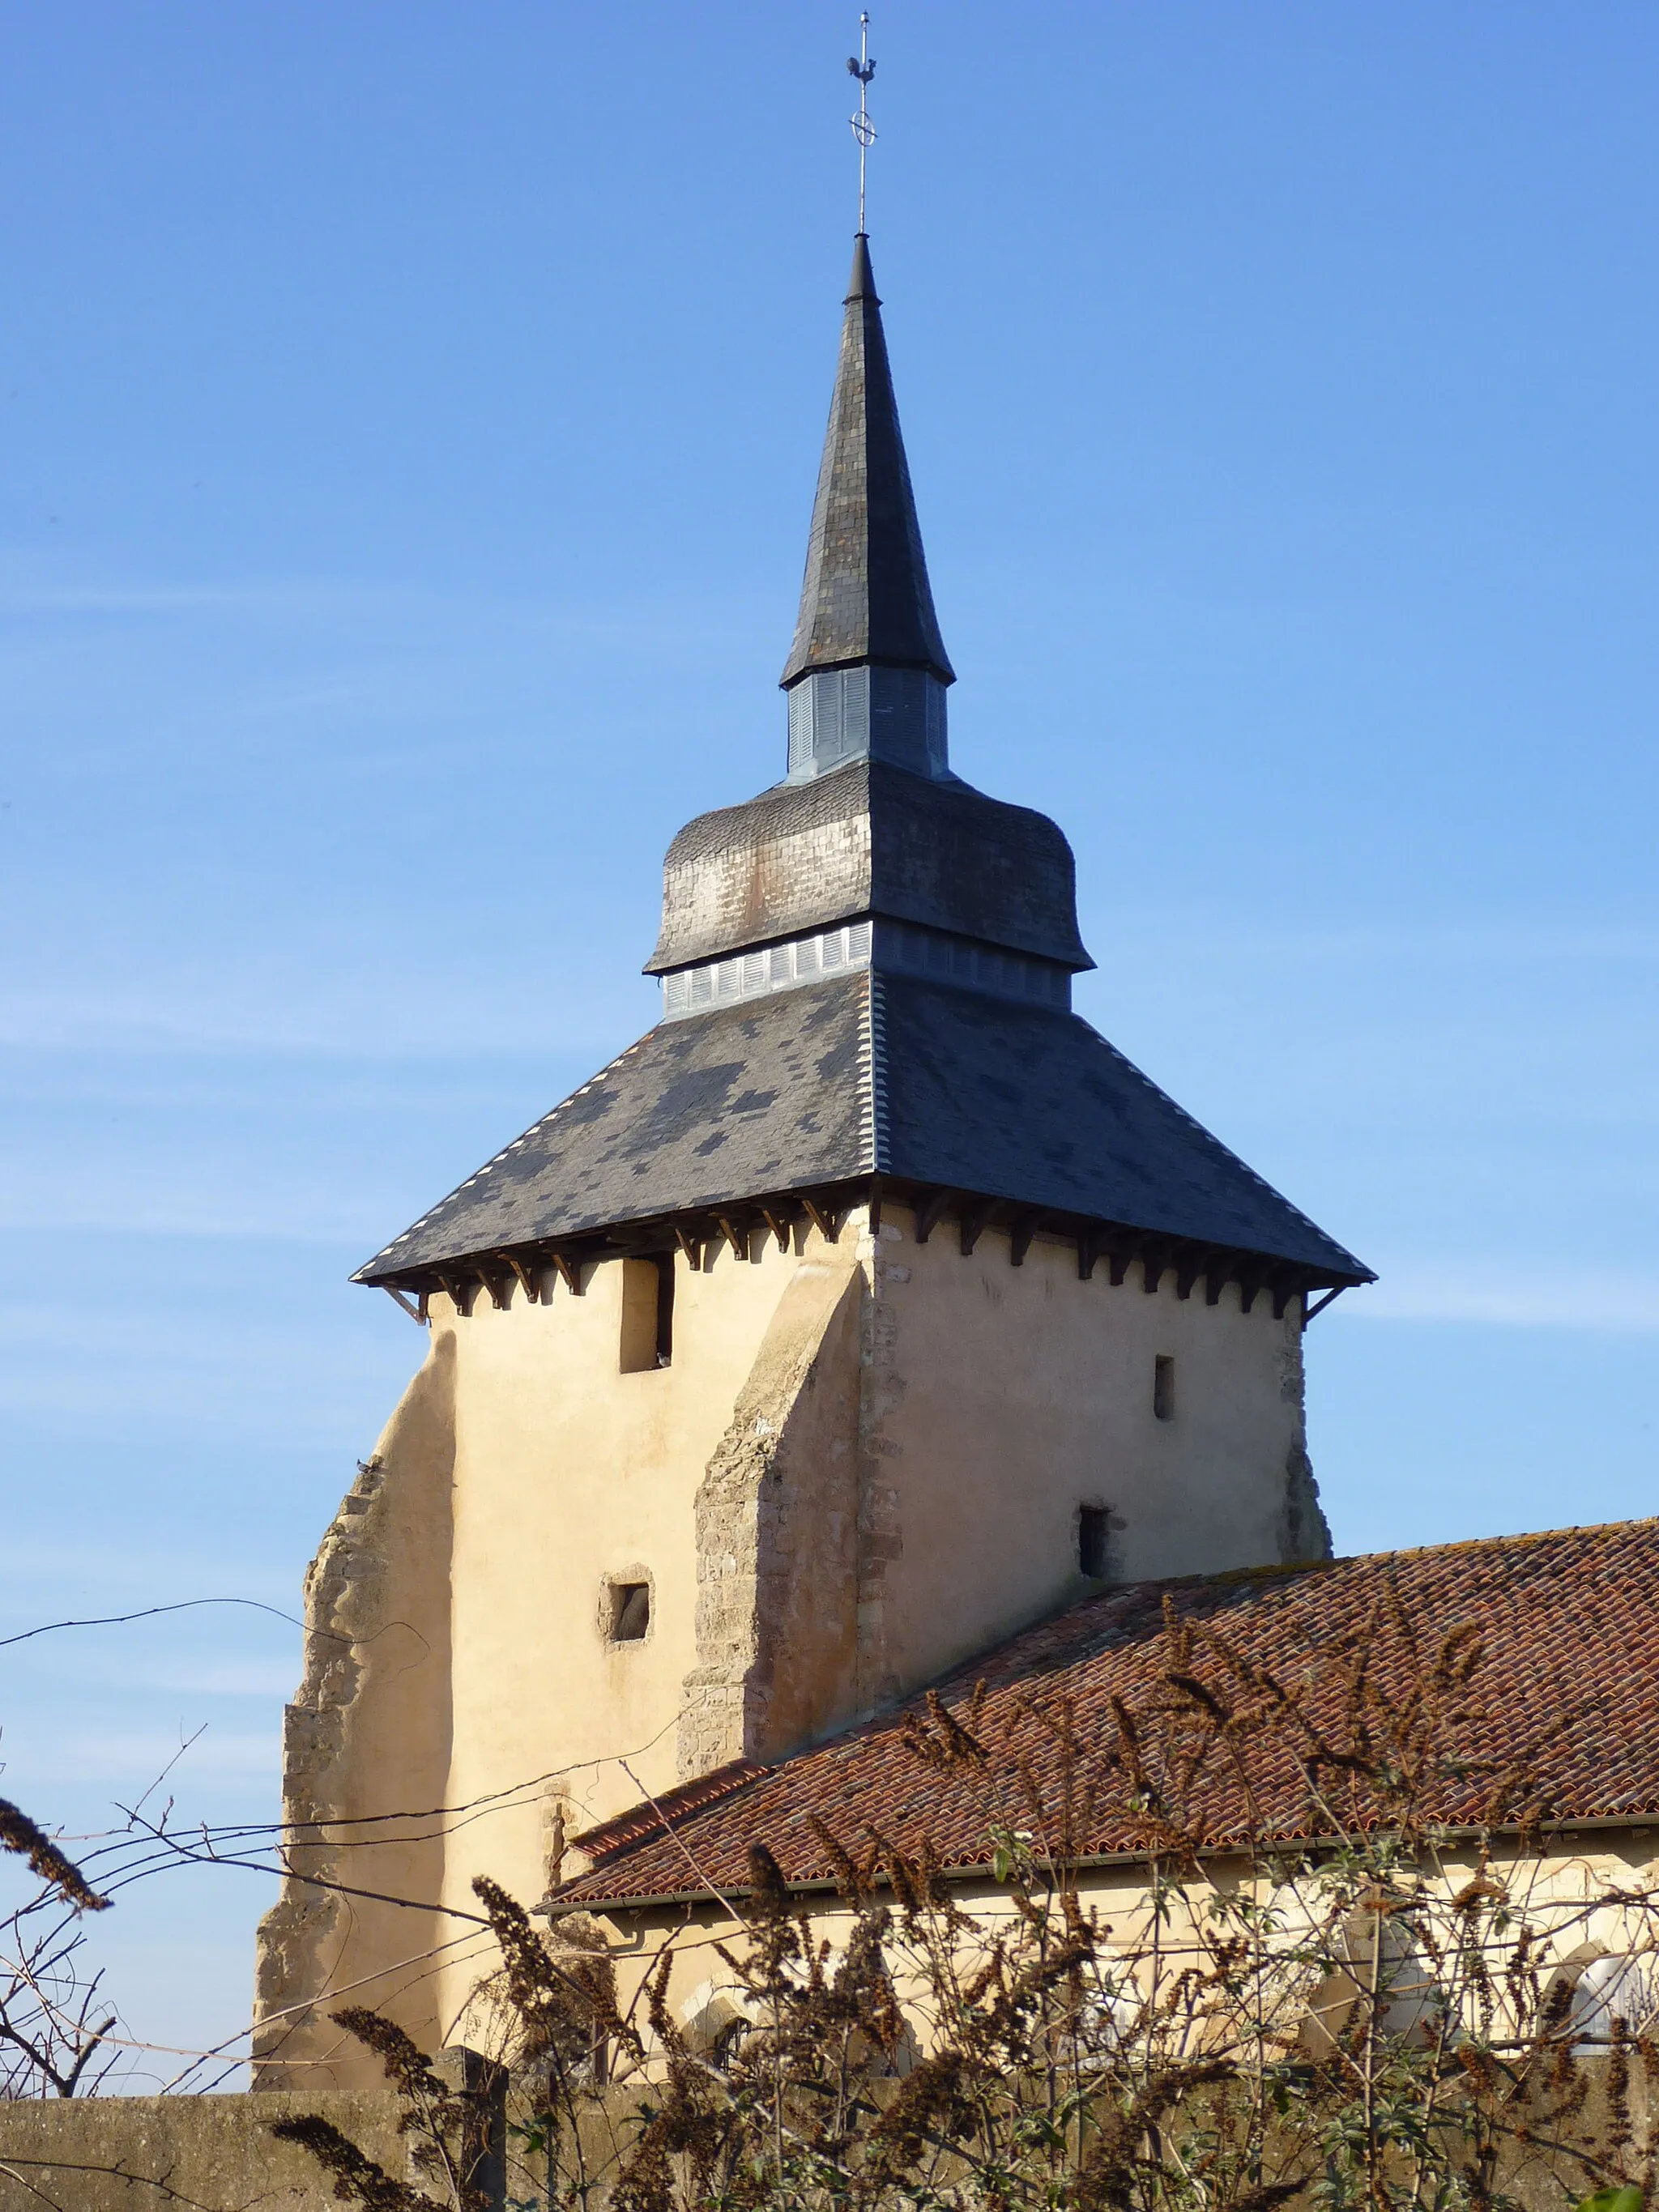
[912,1187,952,1244]
[1007,1212,1041,1268]
[672,1223,704,1268]
[714,1214,750,1259]
[382,1285,426,1325]
[437,1272,474,1318]
[800,1195,846,1245]
[957,1199,996,1256]
[505,1253,541,1305]
[1175,1247,1222,1302]
[759,1206,792,1252]
[548,1251,586,1298]
[1076,1227,1102,1281]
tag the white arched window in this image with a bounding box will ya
[676,1977,755,2060]
[1053,1973,1141,2073]
[1569,1954,1659,2048]
[1303,1909,1444,2052]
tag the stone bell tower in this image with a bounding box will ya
[254,232,1369,2083]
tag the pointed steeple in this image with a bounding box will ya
[781,235,955,706]
[354,225,1369,1319]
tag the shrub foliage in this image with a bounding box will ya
[278,1592,1659,2212]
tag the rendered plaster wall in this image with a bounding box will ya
[258,1231,864,2090]
[605,1827,1659,2068]
[852,1204,1324,1710]
[431,1230,863,2048]
[258,1200,1321,2082]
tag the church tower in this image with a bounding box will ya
[254,232,1369,2082]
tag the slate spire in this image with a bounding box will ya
[353,229,1369,1309]
[780,235,955,689]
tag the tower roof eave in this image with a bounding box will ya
[351,974,1369,1291]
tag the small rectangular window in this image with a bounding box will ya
[1153,1354,1175,1422]
[609,1583,650,1642]
[621,1255,674,1372]
[1078,1506,1110,1581]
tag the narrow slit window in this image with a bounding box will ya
[1153,1354,1175,1422]
[1078,1506,1110,1581]
[609,1583,650,1642]
[654,1253,675,1366]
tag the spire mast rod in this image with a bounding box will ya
[847,12,876,234]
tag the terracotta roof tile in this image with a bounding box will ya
[562,1519,1659,1909]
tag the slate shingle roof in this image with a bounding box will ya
[779,234,954,688]
[354,979,871,1283]
[354,231,1368,1298]
[561,1519,1659,1908]
[646,761,1092,975]
[353,972,1367,1285]
[876,976,1359,1273]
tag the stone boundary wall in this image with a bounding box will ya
[0,2060,1646,2212]
[0,2086,410,2212]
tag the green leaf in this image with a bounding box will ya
[1576,2189,1644,2212]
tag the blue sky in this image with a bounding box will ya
[2,0,1655,2081]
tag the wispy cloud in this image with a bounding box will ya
[0,1297,417,1451]
[0,565,770,647]
[0,987,646,1061]
[122,1660,297,1699]
[1087,915,1659,968]
[0,580,382,617]
[26,1726,278,1784]
[1341,1265,1659,1332]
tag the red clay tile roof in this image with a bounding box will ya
[562,1520,1659,1910]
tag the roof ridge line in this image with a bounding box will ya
[866,970,890,1175]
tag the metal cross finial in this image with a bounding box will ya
[847,11,876,234]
